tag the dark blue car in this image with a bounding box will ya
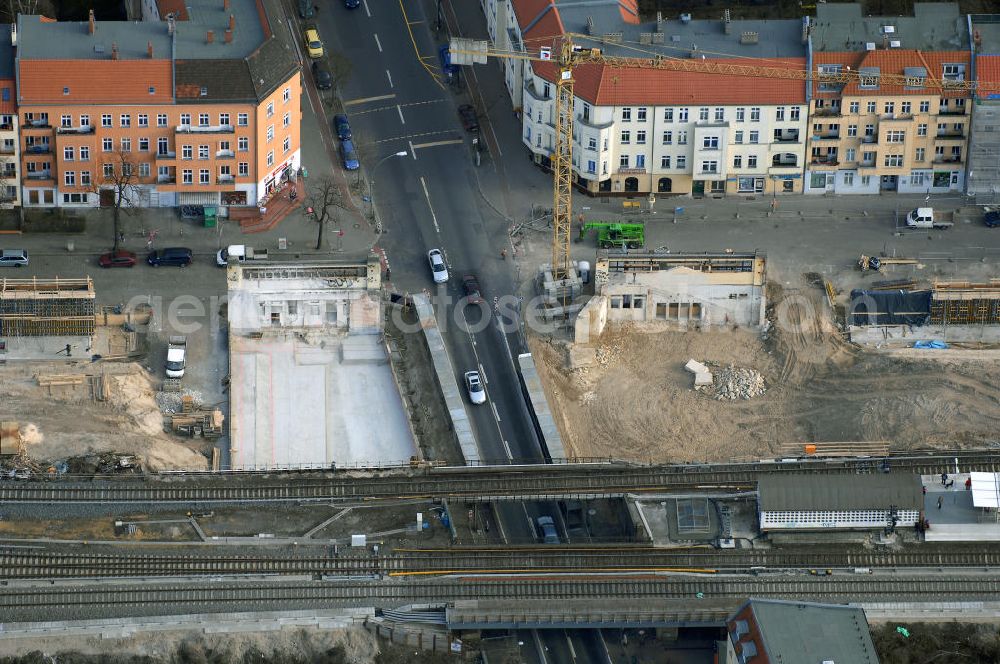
[438,44,458,76]
[341,140,360,170]
[985,209,1000,228]
[344,0,360,7]
[333,114,352,141]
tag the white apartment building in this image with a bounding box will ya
[490,0,810,196]
[522,67,808,195]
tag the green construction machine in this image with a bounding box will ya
[576,221,645,249]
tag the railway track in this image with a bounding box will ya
[3,546,1000,579]
[1,450,996,504]
[3,575,1000,623]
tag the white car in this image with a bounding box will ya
[427,248,448,284]
[464,370,486,405]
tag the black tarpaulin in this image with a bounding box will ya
[849,289,931,326]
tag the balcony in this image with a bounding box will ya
[935,130,965,140]
[774,132,800,143]
[56,125,95,135]
[24,144,51,155]
[616,167,647,175]
[25,170,51,180]
[216,149,235,159]
[175,124,235,134]
[157,174,176,184]
[933,156,963,164]
[861,135,877,144]
[938,107,967,116]
[859,160,877,168]
[698,168,721,175]
[0,124,13,132]
[810,156,839,167]
[217,174,235,184]
[812,108,842,118]
[812,133,840,140]
[0,144,15,155]
[155,150,177,160]
[22,119,51,130]
[576,114,613,131]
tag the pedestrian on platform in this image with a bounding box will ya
[937,496,943,509]
[966,477,972,491]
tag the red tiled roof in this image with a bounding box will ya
[18,60,174,104]
[155,0,189,21]
[513,0,640,41]
[533,57,808,105]
[812,50,971,98]
[977,55,1000,91]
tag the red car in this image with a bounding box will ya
[98,249,137,268]
[462,274,483,304]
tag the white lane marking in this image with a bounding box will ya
[503,440,512,460]
[491,402,501,422]
[408,140,416,160]
[373,33,382,52]
[479,364,487,383]
[386,70,393,88]
[363,0,371,17]
[396,104,405,124]
[419,176,439,233]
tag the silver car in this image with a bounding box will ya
[427,248,448,284]
[464,370,486,405]
[0,249,28,267]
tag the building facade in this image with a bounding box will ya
[0,25,18,208]
[804,3,972,194]
[757,473,923,531]
[16,0,299,209]
[967,17,1000,198]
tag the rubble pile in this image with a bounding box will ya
[595,339,625,367]
[710,364,767,401]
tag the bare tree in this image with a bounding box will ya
[92,149,141,251]
[3,0,50,22]
[304,176,349,251]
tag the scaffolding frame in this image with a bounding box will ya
[0,277,96,337]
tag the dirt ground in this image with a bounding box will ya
[531,277,1000,463]
[0,361,210,471]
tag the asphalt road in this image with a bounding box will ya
[314,0,542,470]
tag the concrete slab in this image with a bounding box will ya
[0,335,92,360]
[229,333,416,469]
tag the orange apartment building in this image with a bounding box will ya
[16,0,300,208]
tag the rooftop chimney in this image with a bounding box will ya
[224,29,233,43]
[147,41,153,58]
[167,14,175,36]
[882,33,889,48]
[229,14,235,32]
[111,42,118,60]
[88,9,95,35]
[207,30,214,44]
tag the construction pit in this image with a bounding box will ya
[530,274,1000,463]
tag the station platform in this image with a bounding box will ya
[921,474,1000,542]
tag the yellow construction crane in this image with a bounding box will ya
[450,35,996,284]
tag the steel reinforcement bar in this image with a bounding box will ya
[4,546,1000,579]
[2,575,1000,623]
[1,451,997,504]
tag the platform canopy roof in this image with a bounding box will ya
[971,472,1000,509]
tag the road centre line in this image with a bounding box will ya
[408,140,416,160]
[363,0,371,17]
[349,98,447,116]
[396,105,405,124]
[491,402,501,422]
[375,130,457,145]
[386,70,393,88]
[343,94,396,106]
[419,176,440,233]
[373,33,382,52]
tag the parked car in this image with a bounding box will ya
[462,274,483,304]
[333,114,352,141]
[0,248,28,267]
[464,370,486,405]
[985,208,1000,228]
[147,247,193,267]
[298,0,314,18]
[536,516,559,544]
[98,249,137,268]
[427,248,448,284]
[438,44,458,76]
[340,139,360,170]
[344,0,360,7]
[303,27,324,59]
[311,61,332,90]
[457,104,479,133]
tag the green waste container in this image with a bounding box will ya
[203,206,217,228]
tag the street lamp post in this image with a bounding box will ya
[368,151,408,234]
